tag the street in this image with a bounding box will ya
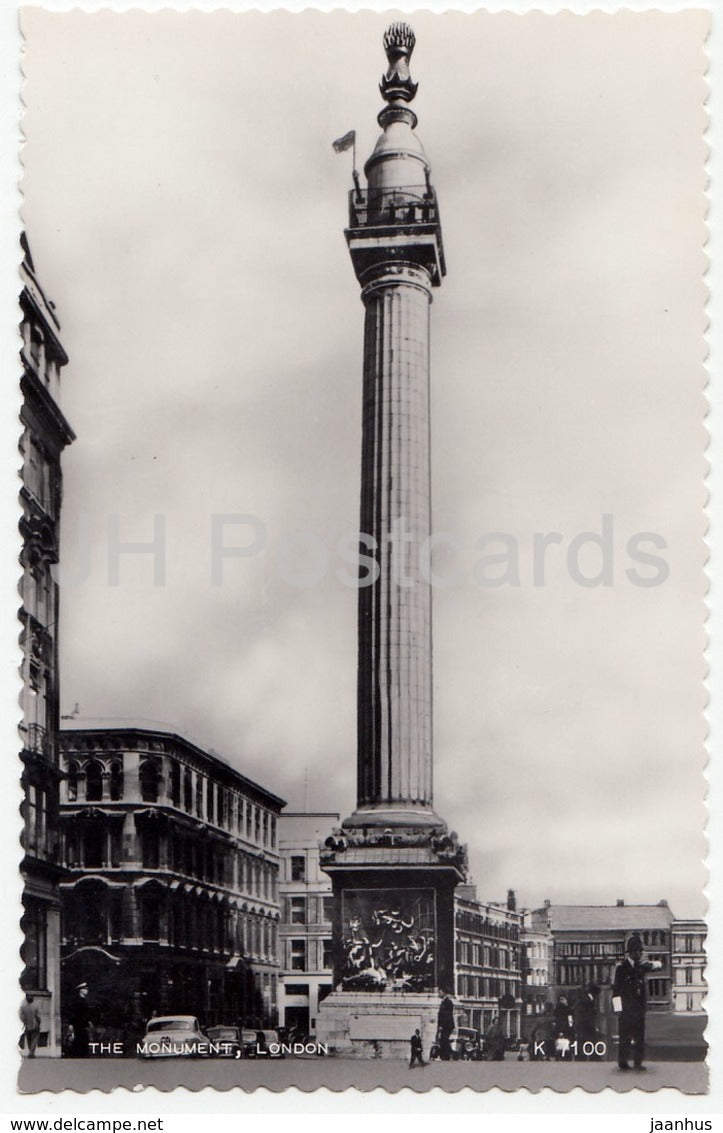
[18,1057,708,1096]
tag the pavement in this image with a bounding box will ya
[18,1057,709,1095]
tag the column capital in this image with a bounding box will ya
[360,262,433,303]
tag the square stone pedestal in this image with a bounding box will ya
[317,990,443,1059]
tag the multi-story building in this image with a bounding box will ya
[671,919,707,1015]
[277,812,338,1038]
[19,235,74,1055]
[520,910,553,1038]
[531,900,675,1017]
[454,886,523,1039]
[58,726,285,1042]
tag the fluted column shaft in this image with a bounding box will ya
[357,264,433,810]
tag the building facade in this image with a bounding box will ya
[454,887,523,1039]
[19,235,74,1055]
[671,919,707,1014]
[59,726,285,1043]
[277,813,338,1037]
[520,911,553,1038]
[532,901,675,1019]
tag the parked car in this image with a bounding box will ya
[450,1027,484,1061]
[206,1025,242,1058]
[138,1016,209,1059]
[239,1029,259,1058]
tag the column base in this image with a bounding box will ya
[317,990,444,1059]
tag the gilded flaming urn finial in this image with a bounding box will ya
[380,22,418,103]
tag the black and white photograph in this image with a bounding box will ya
[11,2,710,1104]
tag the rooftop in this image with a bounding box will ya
[537,904,675,932]
[59,723,286,809]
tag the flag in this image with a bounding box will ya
[332,129,355,154]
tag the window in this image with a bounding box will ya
[322,896,334,923]
[184,769,193,811]
[84,821,105,868]
[195,777,203,818]
[290,855,305,882]
[285,984,309,997]
[109,760,124,801]
[318,984,332,1005]
[67,763,79,802]
[290,939,306,971]
[254,809,261,843]
[685,967,693,985]
[322,939,333,970]
[207,780,215,823]
[21,898,47,991]
[687,994,695,1012]
[140,889,162,941]
[139,760,160,803]
[169,761,181,806]
[85,760,103,802]
[140,822,159,869]
[217,784,225,827]
[270,816,276,847]
[290,897,306,925]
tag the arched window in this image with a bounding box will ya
[77,880,108,944]
[140,886,162,942]
[67,762,79,801]
[85,760,103,802]
[109,759,124,801]
[138,818,159,869]
[83,818,105,868]
[169,761,180,806]
[139,760,160,803]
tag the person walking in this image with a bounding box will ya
[613,933,662,1071]
[19,993,42,1058]
[409,1028,425,1068]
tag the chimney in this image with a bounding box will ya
[507,889,516,912]
[544,899,551,909]
[658,899,668,907]
[616,899,625,907]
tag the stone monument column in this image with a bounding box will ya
[319,24,467,1058]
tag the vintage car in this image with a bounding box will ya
[138,1015,209,1059]
[449,1026,484,1061]
[205,1025,242,1058]
[239,1028,285,1058]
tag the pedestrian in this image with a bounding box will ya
[538,1001,556,1060]
[437,994,455,1061]
[409,1027,425,1068]
[574,983,601,1059]
[68,982,92,1058]
[19,993,42,1058]
[553,995,573,1041]
[484,1015,506,1061]
[613,933,663,1071]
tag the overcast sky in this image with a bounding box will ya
[21,8,708,916]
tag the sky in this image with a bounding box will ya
[20,8,708,916]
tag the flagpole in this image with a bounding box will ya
[352,134,362,202]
